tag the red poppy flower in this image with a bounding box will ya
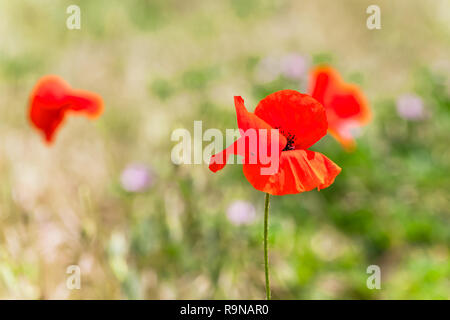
[308,66,371,150]
[29,75,103,144]
[209,90,341,195]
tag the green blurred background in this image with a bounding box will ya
[0,0,449,299]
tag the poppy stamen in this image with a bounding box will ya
[276,127,296,151]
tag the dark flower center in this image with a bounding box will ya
[277,127,296,151]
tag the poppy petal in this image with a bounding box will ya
[29,104,67,143]
[209,96,287,172]
[209,136,245,173]
[29,75,103,143]
[328,122,358,151]
[254,90,328,150]
[67,90,104,118]
[242,149,341,195]
[309,66,371,149]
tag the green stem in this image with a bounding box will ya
[264,193,271,300]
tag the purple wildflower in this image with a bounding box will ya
[396,94,427,121]
[120,163,155,192]
[226,200,257,226]
[281,53,309,80]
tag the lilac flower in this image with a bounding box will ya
[256,53,309,83]
[255,56,282,83]
[281,53,309,80]
[396,94,427,121]
[120,163,155,192]
[226,200,256,226]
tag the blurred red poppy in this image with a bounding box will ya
[209,90,341,195]
[29,75,103,144]
[309,66,371,150]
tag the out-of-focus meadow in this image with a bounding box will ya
[0,0,449,299]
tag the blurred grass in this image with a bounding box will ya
[0,0,449,299]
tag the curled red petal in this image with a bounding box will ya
[29,104,66,143]
[67,90,104,118]
[209,96,287,172]
[329,125,357,151]
[309,66,371,149]
[254,90,328,150]
[29,75,103,144]
[242,149,341,196]
[209,137,245,173]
